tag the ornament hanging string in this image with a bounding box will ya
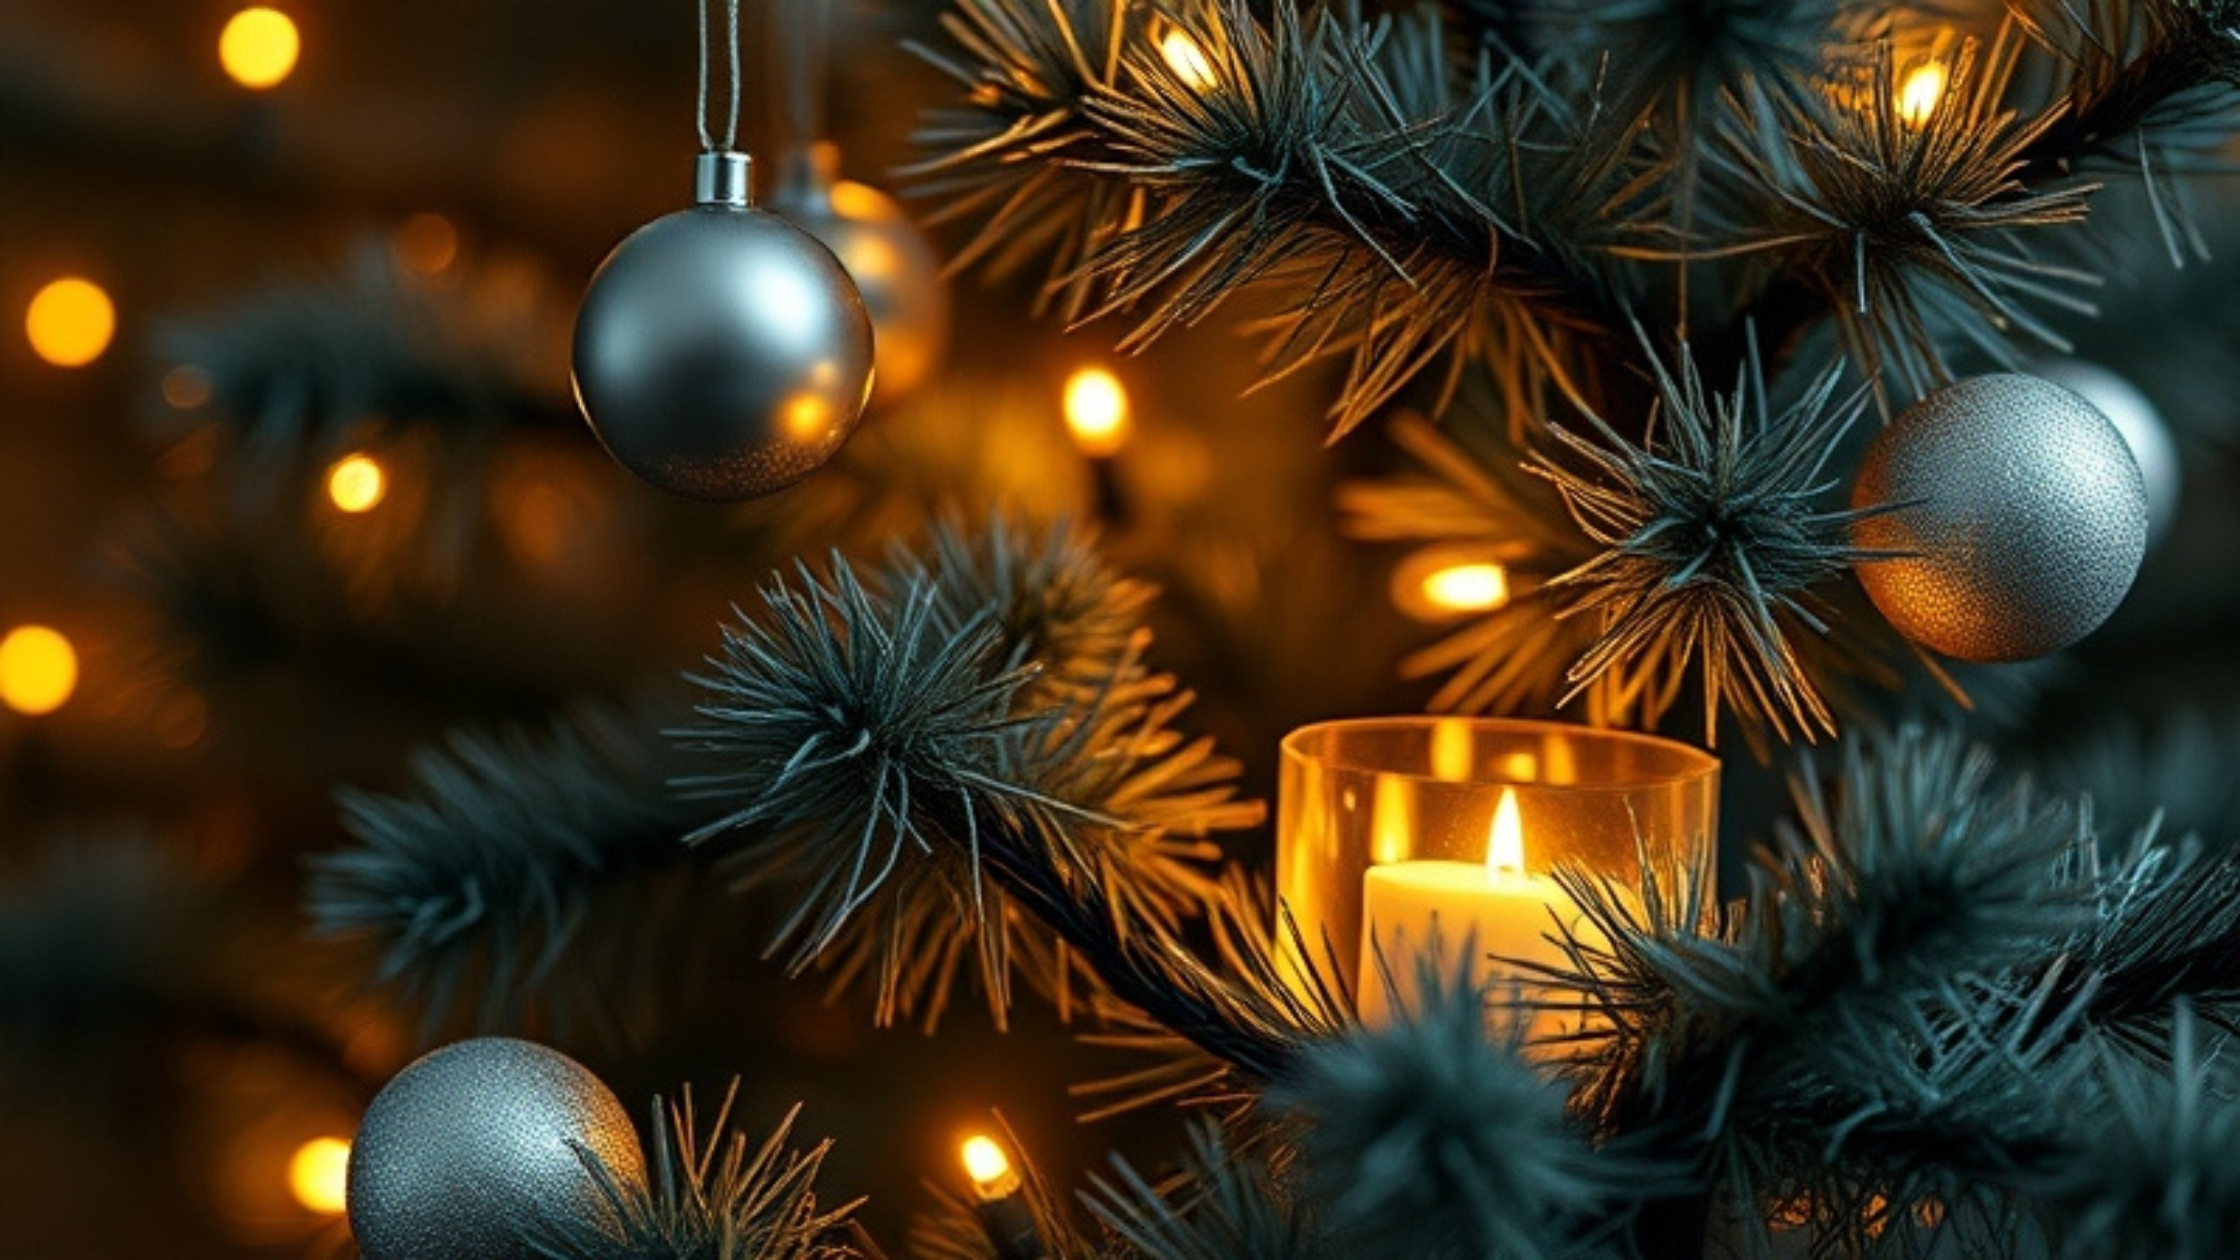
[696,0,743,152]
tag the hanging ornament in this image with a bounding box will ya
[2035,359,2180,549]
[761,0,947,404]
[1850,373,2148,663]
[570,0,874,500]
[347,1037,647,1260]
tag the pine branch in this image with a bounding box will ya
[1268,949,1676,1259]
[1563,729,2097,1227]
[908,0,1633,432]
[1084,1120,1336,1260]
[2009,0,2240,263]
[308,696,709,1031]
[1525,336,1889,743]
[1716,32,2100,401]
[535,1086,863,1260]
[675,522,1301,1073]
[156,242,564,461]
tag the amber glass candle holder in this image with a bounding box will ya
[1275,717,1719,1017]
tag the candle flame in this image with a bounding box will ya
[961,1134,1019,1201]
[1485,787,1524,877]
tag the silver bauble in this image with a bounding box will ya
[2036,359,2180,548]
[1851,373,2148,663]
[768,143,948,406]
[572,153,875,500]
[346,1036,647,1260]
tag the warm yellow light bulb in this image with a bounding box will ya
[326,453,387,513]
[0,625,79,716]
[287,1137,351,1215]
[220,8,301,90]
[1160,28,1218,90]
[960,1135,1020,1201]
[25,277,115,368]
[1063,367,1129,457]
[1485,787,1524,877]
[1421,562,1509,614]
[1897,61,1947,129]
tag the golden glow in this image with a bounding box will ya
[1369,775,1413,865]
[1494,750,1538,782]
[1421,562,1509,614]
[325,453,387,513]
[0,625,79,716]
[1062,367,1129,457]
[1897,61,1947,129]
[960,1135,1020,1201]
[831,179,895,221]
[25,277,115,368]
[287,1137,351,1215]
[393,213,459,274]
[1160,28,1218,90]
[1485,787,1525,877]
[1430,718,1473,783]
[783,393,834,441]
[162,365,213,410]
[221,8,300,89]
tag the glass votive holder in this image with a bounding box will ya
[1275,717,1719,1023]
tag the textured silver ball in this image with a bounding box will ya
[1851,373,2148,663]
[2036,360,2180,549]
[572,203,874,500]
[346,1037,646,1260]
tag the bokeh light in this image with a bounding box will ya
[393,213,459,275]
[1422,562,1509,613]
[1160,28,1218,90]
[1062,367,1129,458]
[25,277,115,368]
[220,8,301,90]
[0,625,79,716]
[326,453,388,514]
[1898,62,1947,129]
[286,1137,351,1215]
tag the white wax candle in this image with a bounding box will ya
[1356,862,1598,1027]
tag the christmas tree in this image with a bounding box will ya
[7,0,2240,1256]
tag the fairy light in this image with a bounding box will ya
[25,277,115,368]
[1422,562,1509,613]
[1062,367,1129,458]
[220,8,301,90]
[1159,27,1218,90]
[960,1135,1020,1202]
[0,625,79,716]
[287,1137,351,1215]
[326,453,388,513]
[1897,61,1948,129]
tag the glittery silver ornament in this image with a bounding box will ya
[2036,360,2180,549]
[1851,372,2148,663]
[572,152,875,500]
[768,143,948,405]
[346,1036,647,1260]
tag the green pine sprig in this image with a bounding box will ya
[535,1086,862,1260]
[308,696,708,1030]
[1526,337,1887,743]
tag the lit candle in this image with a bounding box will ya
[1356,787,1605,1028]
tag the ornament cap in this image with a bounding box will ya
[695,150,753,207]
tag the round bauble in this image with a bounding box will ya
[769,144,948,406]
[572,166,875,501]
[2035,359,2179,548]
[347,1036,647,1260]
[1850,373,2148,663]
